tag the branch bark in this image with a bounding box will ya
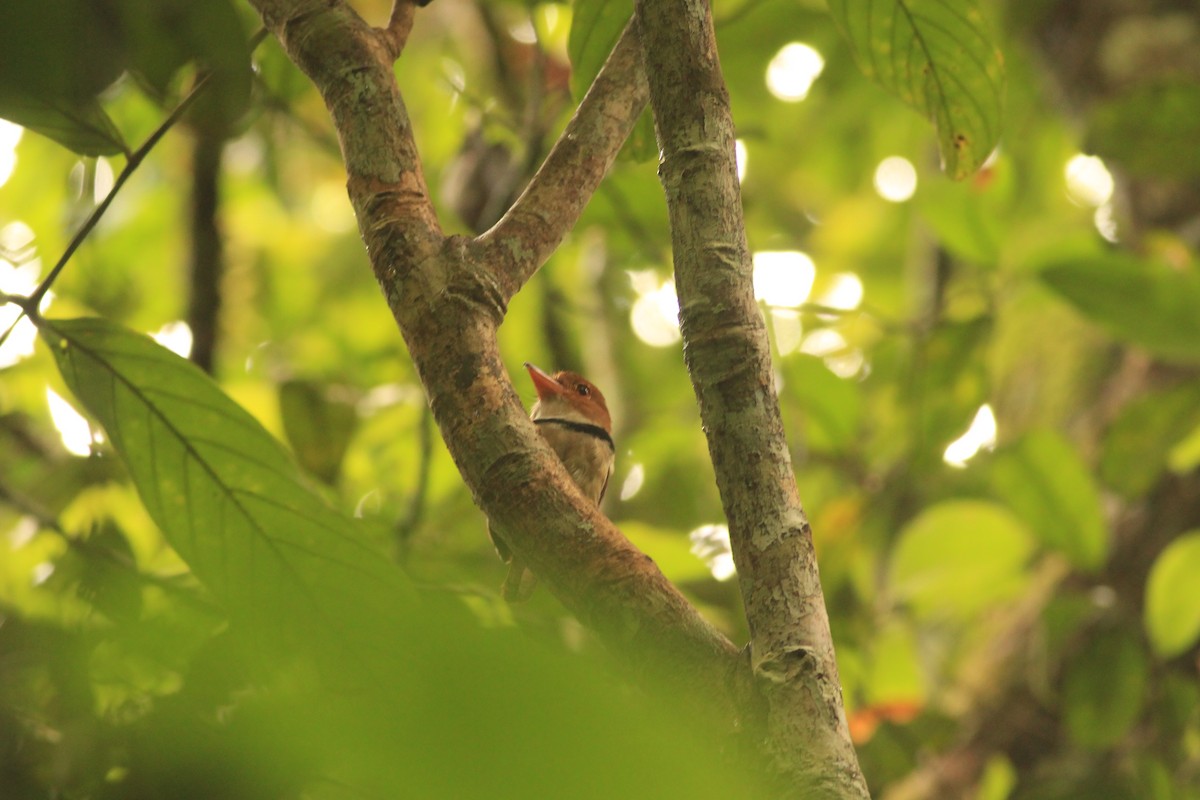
[634,0,868,795]
[380,0,416,60]
[249,0,743,721]
[478,23,649,300]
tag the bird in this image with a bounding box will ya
[491,362,615,601]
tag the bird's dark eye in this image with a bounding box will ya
[576,384,590,397]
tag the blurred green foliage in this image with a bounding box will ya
[1,0,1199,798]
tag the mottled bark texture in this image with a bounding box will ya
[635,0,868,796]
[248,0,740,715]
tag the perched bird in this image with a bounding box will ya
[491,362,615,601]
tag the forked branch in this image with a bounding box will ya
[250,0,747,726]
[478,20,649,302]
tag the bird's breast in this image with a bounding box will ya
[537,423,614,504]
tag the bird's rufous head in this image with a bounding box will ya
[524,362,612,433]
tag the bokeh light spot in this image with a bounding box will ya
[766,43,825,102]
[771,308,802,355]
[753,251,815,308]
[630,274,681,347]
[689,524,736,581]
[943,404,997,468]
[1064,154,1114,207]
[151,321,194,358]
[311,181,357,233]
[817,273,864,311]
[46,388,94,457]
[0,250,43,368]
[0,120,22,188]
[94,157,115,203]
[620,463,645,501]
[1094,203,1118,242]
[874,156,918,202]
[508,17,537,44]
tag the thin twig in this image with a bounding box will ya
[478,19,649,301]
[1,37,276,360]
[24,73,213,312]
[0,291,34,314]
[17,27,270,321]
[380,1,416,60]
[0,292,37,350]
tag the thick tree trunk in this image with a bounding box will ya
[635,0,867,795]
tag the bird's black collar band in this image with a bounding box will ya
[535,418,614,451]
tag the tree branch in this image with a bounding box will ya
[379,0,416,61]
[634,0,868,794]
[478,20,649,303]
[250,0,744,723]
[21,72,213,314]
[253,0,443,290]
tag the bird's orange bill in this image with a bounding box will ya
[524,362,563,400]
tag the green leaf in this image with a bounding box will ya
[1063,625,1147,748]
[40,318,414,681]
[0,91,127,157]
[1168,420,1200,475]
[1134,759,1175,800]
[118,0,253,130]
[1041,255,1200,363]
[279,379,359,485]
[889,500,1033,620]
[0,0,127,98]
[977,756,1017,800]
[568,0,633,101]
[826,0,1004,179]
[120,10,190,100]
[1145,531,1200,658]
[1101,381,1200,498]
[0,0,129,156]
[990,430,1108,571]
[1088,80,1200,178]
[175,0,253,135]
[864,620,924,704]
